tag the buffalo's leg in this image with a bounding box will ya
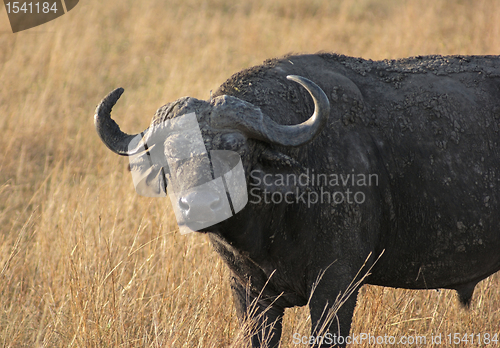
[307,275,360,348]
[231,276,285,348]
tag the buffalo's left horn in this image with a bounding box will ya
[94,88,145,156]
[260,75,330,146]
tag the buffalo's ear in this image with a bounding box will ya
[259,148,302,169]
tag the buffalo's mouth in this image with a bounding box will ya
[128,136,249,234]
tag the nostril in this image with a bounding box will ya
[209,195,222,210]
[179,197,190,211]
[178,191,224,216]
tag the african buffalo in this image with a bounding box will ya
[95,54,500,347]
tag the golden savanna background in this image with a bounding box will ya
[1,0,499,346]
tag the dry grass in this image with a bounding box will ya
[1,0,499,346]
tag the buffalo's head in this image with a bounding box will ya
[94,76,329,233]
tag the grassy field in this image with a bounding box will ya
[1,0,499,346]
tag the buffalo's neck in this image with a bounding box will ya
[207,204,313,306]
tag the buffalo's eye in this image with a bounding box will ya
[219,133,246,151]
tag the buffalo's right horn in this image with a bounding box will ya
[211,75,330,147]
[94,88,146,156]
[259,75,330,146]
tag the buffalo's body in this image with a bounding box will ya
[95,54,500,347]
